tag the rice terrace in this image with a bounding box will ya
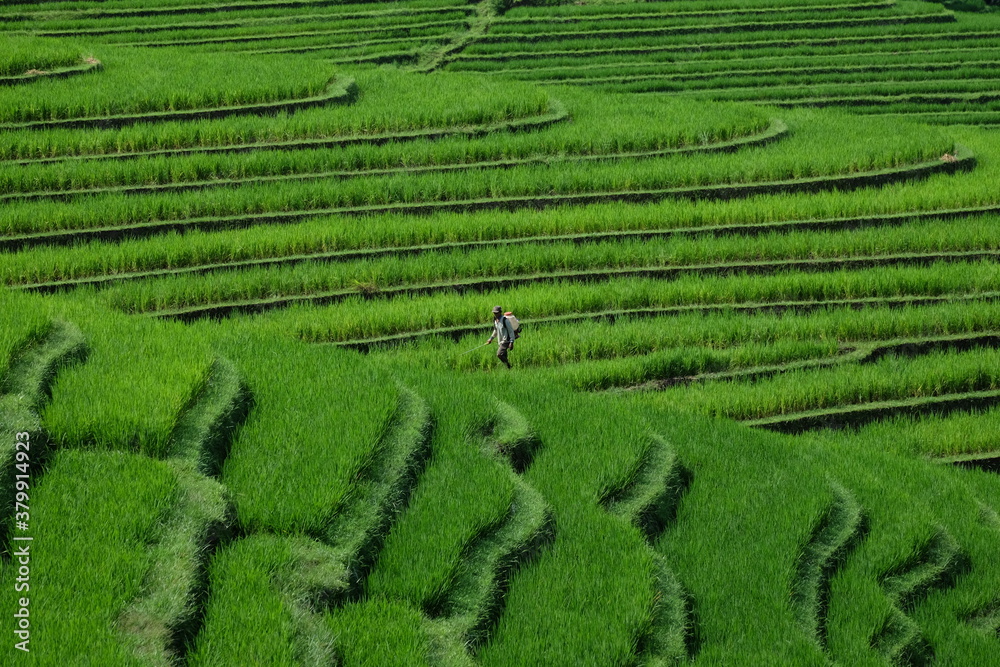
[4,0,1000,661]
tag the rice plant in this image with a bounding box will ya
[0,450,179,664]
[0,34,86,76]
[0,68,550,160]
[0,47,332,125]
[214,331,398,534]
[77,214,1000,315]
[5,0,1000,663]
[279,259,1000,343]
[40,299,215,457]
[0,107,954,237]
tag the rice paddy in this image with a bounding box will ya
[2,0,1000,664]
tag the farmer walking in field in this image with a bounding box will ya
[487,305,516,368]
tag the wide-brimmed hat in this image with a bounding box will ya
[492,306,502,314]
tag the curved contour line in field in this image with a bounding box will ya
[425,401,554,654]
[0,320,87,550]
[0,118,788,203]
[870,528,968,665]
[599,434,695,663]
[0,75,357,131]
[0,58,103,86]
[0,142,972,251]
[135,248,1000,321]
[1,99,569,166]
[790,484,866,649]
[625,331,1000,392]
[116,356,250,664]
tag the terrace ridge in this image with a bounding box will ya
[599,434,690,544]
[425,401,554,653]
[14,200,1000,292]
[322,386,433,598]
[325,290,1000,350]
[455,29,1000,62]
[0,143,972,251]
[745,389,1000,433]
[0,117,786,203]
[0,321,86,571]
[627,331,1000,392]
[412,0,497,73]
[142,248,1000,321]
[963,595,1000,635]
[116,17,467,48]
[36,8,471,37]
[497,0,896,24]
[871,528,968,664]
[0,75,357,131]
[476,12,955,45]
[117,464,233,665]
[536,58,1000,87]
[598,434,694,662]
[0,59,102,85]
[1,99,568,166]
[7,0,445,20]
[476,45,1000,76]
[790,485,866,648]
[117,356,248,664]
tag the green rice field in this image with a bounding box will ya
[2,0,1000,663]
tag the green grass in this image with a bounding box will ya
[0,108,953,238]
[0,48,331,124]
[99,17,465,49]
[48,11,469,39]
[0,192,972,286]
[5,0,1000,663]
[639,346,1000,420]
[326,597,437,666]
[275,259,1000,343]
[1,0,469,16]
[819,466,997,666]
[461,13,974,57]
[0,291,52,378]
[502,0,904,19]
[453,44,1000,78]
[453,32,1000,69]
[0,68,551,161]
[213,332,397,535]
[0,34,86,76]
[631,403,998,664]
[0,315,87,570]
[388,293,1000,374]
[117,462,229,664]
[15,4,471,34]
[71,214,1000,316]
[40,300,214,456]
[466,53,1000,87]
[498,0,897,23]
[476,10,953,46]
[187,534,342,666]
[816,406,1000,458]
[365,381,516,610]
[0,89,764,197]
[471,385,662,665]
[552,61,1000,91]
[0,449,179,664]
[462,20,1000,67]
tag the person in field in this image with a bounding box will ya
[487,305,516,368]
